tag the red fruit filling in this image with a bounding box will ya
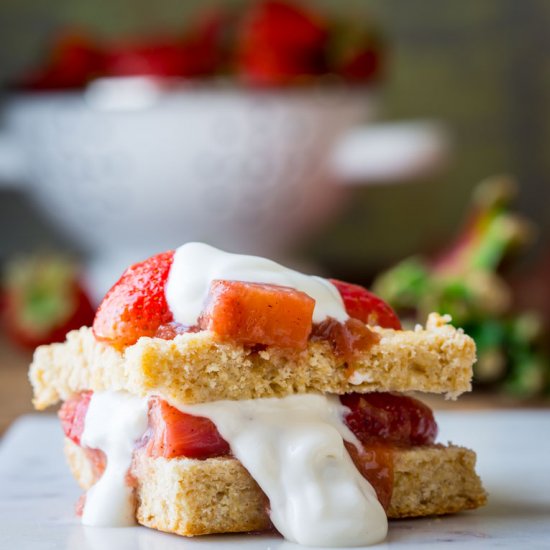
[311,317,380,362]
[92,247,400,354]
[58,390,93,446]
[143,397,230,460]
[340,392,438,447]
[60,390,436,511]
[340,392,437,508]
[330,279,401,330]
[345,441,393,511]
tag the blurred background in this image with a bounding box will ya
[1,0,549,431]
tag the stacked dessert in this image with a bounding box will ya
[29,242,486,547]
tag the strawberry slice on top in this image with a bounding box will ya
[93,250,175,348]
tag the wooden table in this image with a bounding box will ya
[0,336,34,435]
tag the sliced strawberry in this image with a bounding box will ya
[144,397,229,459]
[59,391,93,446]
[330,279,401,330]
[92,250,174,348]
[341,392,438,446]
[199,280,315,349]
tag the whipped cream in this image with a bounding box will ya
[80,391,149,526]
[79,391,387,546]
[179,394,387,547]
[165,242,348,326]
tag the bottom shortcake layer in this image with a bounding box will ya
[64,438,487,537]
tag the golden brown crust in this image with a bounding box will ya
[388,444,487,518]
[31,314,475,410]
[64,439,487,536]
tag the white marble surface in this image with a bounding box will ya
[1,410,549,549]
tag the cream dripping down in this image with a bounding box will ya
[80,391,387,546]
[80,391,148,526]
[179,394,388,547]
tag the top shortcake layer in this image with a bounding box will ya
[30,313,475,410]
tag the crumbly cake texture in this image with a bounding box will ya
[64,439,487,536]
[30,313,475,409]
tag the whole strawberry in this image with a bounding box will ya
[22,31,104,90]
[2,254,95,349]
[104,41,190,78]
[328,18,384,83]
[237,0,329,86]
[93,250,174,348]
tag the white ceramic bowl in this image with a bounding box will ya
[0,78,447,296]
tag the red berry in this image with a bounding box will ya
[93,250,174,348]
[103,12,228,80]
[2,255,95,350]
[178,8,231,77]
[22,31,104,90]
[341,392,438,446]
[338,46,382,82]
[58,391,93,446]
[144,397,230,460]
[237,0,328,86]
[104,41,189,78]
[330,279,401,330]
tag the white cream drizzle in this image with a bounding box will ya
[80,391,149,526]
[165,242,348,326]
[79,391,387,546]
[178,394,387,547]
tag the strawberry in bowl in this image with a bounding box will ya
[17,1,384,90]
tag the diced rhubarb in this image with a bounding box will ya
[198,280,315,349]
[144,397,230,460]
